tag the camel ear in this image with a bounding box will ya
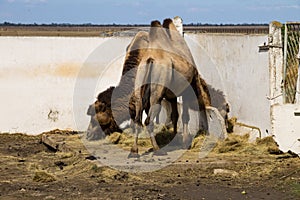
[87,104,95,116]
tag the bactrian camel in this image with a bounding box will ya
[130,18,211,156]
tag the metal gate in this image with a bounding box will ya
[283,22,300,103]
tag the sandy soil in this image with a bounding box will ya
[0,130,299,200]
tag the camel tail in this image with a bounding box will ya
[140,58,154,116]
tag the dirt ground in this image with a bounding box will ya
[0,129,299,200]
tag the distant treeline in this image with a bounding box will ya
[185,23,269,26]
[0,22,269,27]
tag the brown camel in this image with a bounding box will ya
[130,19,211,156]
[87,19,218,157]
[86,30,179,140]
[86,31,149,139]
[86,85,177,140]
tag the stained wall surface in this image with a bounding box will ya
[0,34,269,136]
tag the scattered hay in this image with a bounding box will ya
[227,117,237,133]
[100,167,141,182]
[291,182,300,197]
[107,132,151,147]
[33,171,56,183]
[213,168,239,177]
[101,168,128,181]
[155,128,176,147]
[107,132,127,144]
[41,129,79,136]
[56,152,74,159]
[105,126,283,157]
[91,164,102,173]
[190,135,206,150]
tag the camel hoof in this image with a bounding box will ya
[146,148,154,153]
[128,152,140,159]
[182,140,192,149]
[183,135,193,149]
[169,135,182,147]
[182,143,191,150]
[86,133,100,141]
[86,131,105,141]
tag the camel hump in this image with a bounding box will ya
[149,20,172,49]
[163,18,179,38]
[162,18,174,29]
[127,31,148,51]
[135,31,148,38]
[151,20,161,27]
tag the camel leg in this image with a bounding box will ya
[146,104,161,151]
[170,98,179,134]
[128,119,142,158]
[129,93,143,158]
[129,123,141,158]
[161,99,172,129]
[130,59,149,157]
[145,85,165,152]
[155,114,160,124]
[182,98,190,148]
[199,109,209,132]
[129,119,135,130]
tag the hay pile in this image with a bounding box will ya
[90,165,141,182]
[213,133,283,155]
[106,125,176,149]
[33,171,56,183]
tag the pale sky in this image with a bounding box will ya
[0,0,299,24]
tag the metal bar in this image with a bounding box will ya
[294,112,300,116]
[286,22,300,25]
[283,23,288,103]
[289,28,300,103]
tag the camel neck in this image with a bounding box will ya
[110,49,141,124]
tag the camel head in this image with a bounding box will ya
[86,87,120,140]
[86,100,113,140]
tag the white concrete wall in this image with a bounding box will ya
[272,104,300,154]
[268,21,300,155]
[186,33,270,136]
[0,34,270,136]
[0,36,131,134]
